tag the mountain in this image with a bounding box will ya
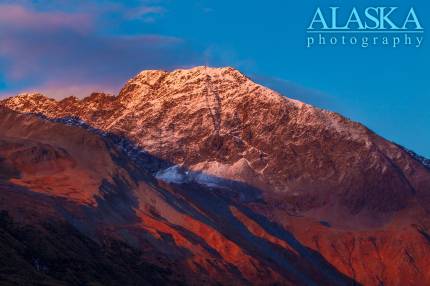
[0,107,356,286]
[1,66,430,285]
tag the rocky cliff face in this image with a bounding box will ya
[1,66,430,285]
[0,107,356,286]
[3,67,429,219]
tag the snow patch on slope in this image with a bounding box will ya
[155,165,225,188]
[155,165,191,184]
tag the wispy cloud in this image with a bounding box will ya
[125,5,166,20]
[0,4,92,32]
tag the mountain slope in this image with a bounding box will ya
[0,107,358,286]
[3,67,429,221]
[1,66,430,285]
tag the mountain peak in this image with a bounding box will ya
[167,65,249,82]
[124,66,249,91]
[135,66,244,78]
[2,92,55,111]
[13,92,47,101]
[117,66,263,108]
[172,65,246,76]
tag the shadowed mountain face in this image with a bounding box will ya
[1,66,430,285]
[0,108,355,286]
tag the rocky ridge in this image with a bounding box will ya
[1,66,430,285]
[3,66,429,220]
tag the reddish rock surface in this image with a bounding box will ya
[1,66,430,285]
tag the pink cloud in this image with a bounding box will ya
[0,4,92,33]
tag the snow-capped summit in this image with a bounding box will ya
[1,66,429,220]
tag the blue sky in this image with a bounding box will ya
[0,0,428,157]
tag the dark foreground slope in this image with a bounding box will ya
[0,211,177,286]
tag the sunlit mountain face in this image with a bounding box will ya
[0,67,430,285]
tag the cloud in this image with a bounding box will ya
[125,5,166,19]
[0,3,202,98]
[0,4,92,32]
